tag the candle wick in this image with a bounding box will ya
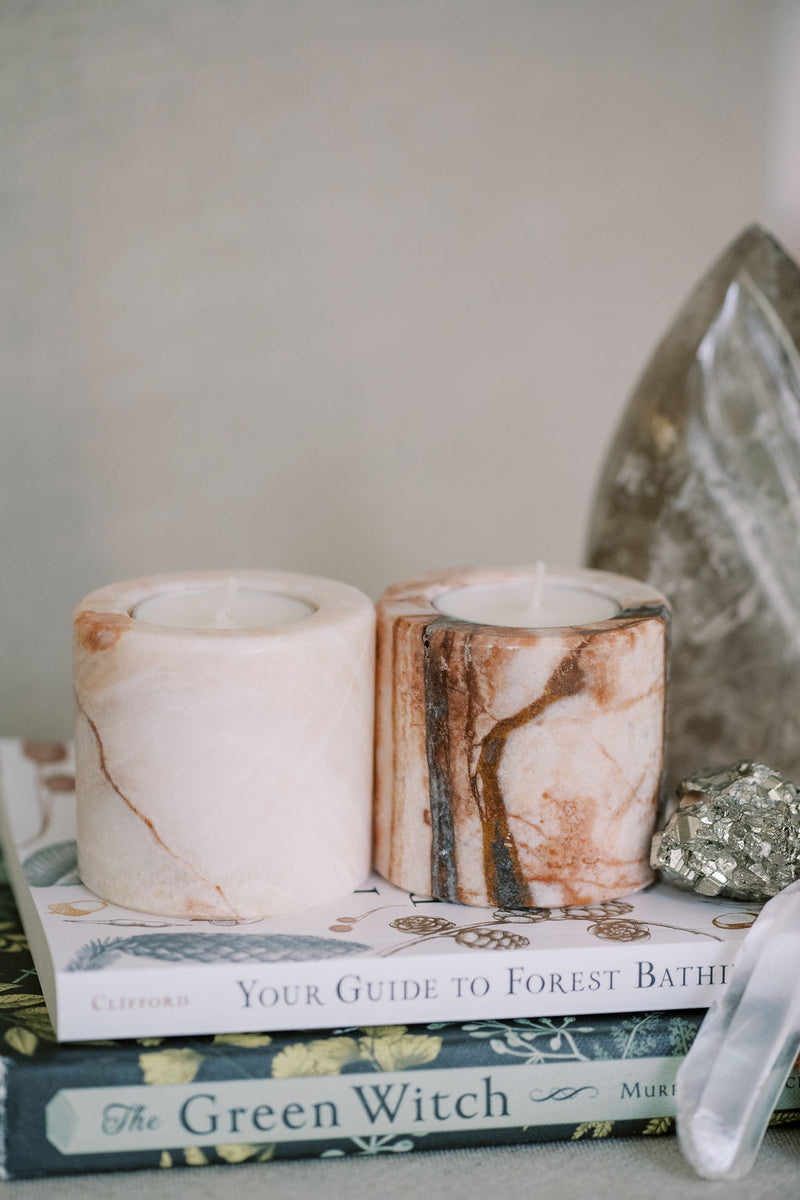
[213,578,239,629]
[531,560,546,611]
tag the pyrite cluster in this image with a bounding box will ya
[651,761,800,901]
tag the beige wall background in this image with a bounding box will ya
[2,0,798,737]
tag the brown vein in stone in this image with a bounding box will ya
[385,614,402,878]
[423,622,459,899]
[594,679,663,712]
[74,610,130,654]
[474,642,588,907]
[75,697,238,917]
[593,740,627,778]
[464,638,483,815]
[615,606,670,815]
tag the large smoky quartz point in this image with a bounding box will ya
[587,227,800,791]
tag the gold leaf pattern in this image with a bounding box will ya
[590,1121,614,1138]
[358,1031,442,1072]
[159,1151,173,1169]
[0,924,31,953]
[9,1006,55,1041]
[0,993,45,1009]
[5,1026,37,1056]
[213,1033,273,1049]
[571,1121,614,1140]
[184,1145,208,1166]
[769,1110,800,1126]
[215,1144,263,1163]
[271,1037,361,1078]
[0,990,54,1040]
[139,1047,204,1085]
[643,1116,674,1136]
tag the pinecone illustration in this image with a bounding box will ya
[454,926,530,950]
[389,916,457,935]
[587,919,649,943]
[564,899,635,921]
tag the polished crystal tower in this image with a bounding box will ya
[587,227,800,791]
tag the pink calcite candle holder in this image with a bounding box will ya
[73,570,375,919]
[374,565,670,908]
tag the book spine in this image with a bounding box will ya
[4,1017,800,1178]
[0,1059,7,1181]
[57,941,739,1042]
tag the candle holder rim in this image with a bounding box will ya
[73,569,375,639]
[377,564,670,631]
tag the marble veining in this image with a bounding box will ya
[75,696,237,916]
[73,570,376,919]
[374,566,670,908]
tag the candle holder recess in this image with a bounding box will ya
[73,570,375,919]
[374,565,670,908]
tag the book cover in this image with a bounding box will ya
[0,878,795,1180]
[0,739,762,1043]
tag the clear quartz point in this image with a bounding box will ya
[676,878,800,1179]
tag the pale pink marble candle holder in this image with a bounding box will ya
[73,570,375,919]
[374,565,670,908]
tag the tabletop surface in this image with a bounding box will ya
[5,1126,799,1198]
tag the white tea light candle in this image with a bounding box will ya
[73,570,375,919]
[375,565,670,908]
[434,578,619,628]
[133,583,314,630]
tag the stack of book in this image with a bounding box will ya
[0,739,797,1180]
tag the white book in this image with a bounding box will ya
[0,738,759,1042]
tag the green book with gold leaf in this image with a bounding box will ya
[1,875,799,1179]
